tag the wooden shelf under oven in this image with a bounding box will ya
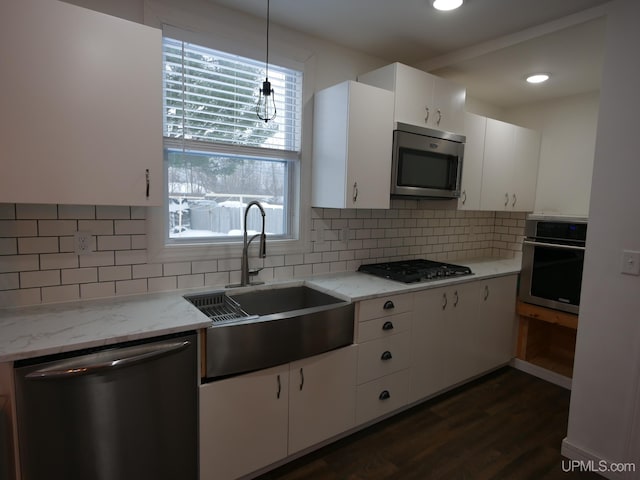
[516,301,578,378]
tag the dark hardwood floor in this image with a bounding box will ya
[257,368,601,480]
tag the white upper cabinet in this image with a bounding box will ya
[458,112,487,210]
[359,62,466,135]
[312,81,394,209]
[0,0,162,206]
[476,117,541,212]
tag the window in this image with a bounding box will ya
[162,37,303,244]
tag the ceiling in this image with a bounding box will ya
[208,0,611,108]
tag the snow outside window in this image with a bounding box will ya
[162,37,303,243]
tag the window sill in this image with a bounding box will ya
[146,206,308,264]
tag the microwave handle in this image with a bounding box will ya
[523,240,585,251]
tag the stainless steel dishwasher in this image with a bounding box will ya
[14,331,198,480]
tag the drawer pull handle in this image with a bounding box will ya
[382,321,394,331]
[379,390,391,401]
[299,367,304,391]
[383,300,395,310]
[276,374,281,399]
[453,290,459,307]
[442,293,448,310]
[381,350,393,361]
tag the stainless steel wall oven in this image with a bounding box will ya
[519,216,587,314]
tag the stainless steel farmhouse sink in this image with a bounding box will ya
[184,285,354,380]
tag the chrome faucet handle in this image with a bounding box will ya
[248,267,263,277]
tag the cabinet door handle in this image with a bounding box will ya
[299,367,304,391]
[425,106,430,124]
[383,300,395,310]
[353,182,358,202]
[382,321,394,331]
[461,190,467,205]
[145,169,150,198]
[276,374,281,399]
[381,350,393,361]
[379,390,391,401]
[504,192,509,206]
[453,290,459,307]
[512,193,517,207]
[484,285,490,301]
[436,109,442,126]
[442,292,448,310]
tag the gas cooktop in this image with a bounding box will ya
[357,259,473,284]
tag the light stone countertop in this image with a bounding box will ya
[0,257,521,363]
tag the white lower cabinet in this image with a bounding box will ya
[472,275,518,374]
[288,346,357,454]
[200,275,517,479]
[199,364,289,480]
[410,275,518,403]
[199,345,357,480]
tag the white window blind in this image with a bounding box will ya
[163,37,302,152]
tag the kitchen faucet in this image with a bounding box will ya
[239,200,267,287]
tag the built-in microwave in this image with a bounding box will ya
[391,123,465,199]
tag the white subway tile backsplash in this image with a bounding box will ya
[96,206,131,220]
[131,235,146,250]
[81,282,115,299]
[97,235,131,251]
[116,279,147,296]
[20,270,60,288]
[16,204,57,220]
[204,271,229,287]
[0,255,39,273]
[99,265,131,282]
[58,205,95,219]
[38,220,77,236]
[132,263,163,279]
[191,260,218,274]
[163,262,191,276]
[0,273,19,290]
[62,268,98,285]
[0,202,525,307]
[177,274,204,289]
[0,204,16,220]
[115,250,147,266]
[42,285,80,303]
[0,238,17,255]
[0,288,41,306]
[149,276,177,292]
[114,220,146,235]
[0,220,38,238]
[18,237,59,254]
[40,253,78,270]
[78,220,114,235]
[79,251,115,268]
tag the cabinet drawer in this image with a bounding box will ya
[357,332,411,384]
[356,369,410,425]
[357,293,413,322]
[356,311,411,343]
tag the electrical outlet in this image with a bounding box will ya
[74,231,93,255]
[621,250,640,276]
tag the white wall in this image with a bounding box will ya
[504,92,600,217]
[562,0,640,477]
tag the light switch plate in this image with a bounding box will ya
[621,250,640,276]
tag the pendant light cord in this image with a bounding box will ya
[265,0,270,80]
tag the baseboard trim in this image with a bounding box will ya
[510,358,572,390]
[561,438,629,480]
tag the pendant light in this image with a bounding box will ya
[256,0,277,122]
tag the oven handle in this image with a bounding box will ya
[523,240,585,251]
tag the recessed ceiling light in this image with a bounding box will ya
[526,74,550,84]
[432,0,463,11]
